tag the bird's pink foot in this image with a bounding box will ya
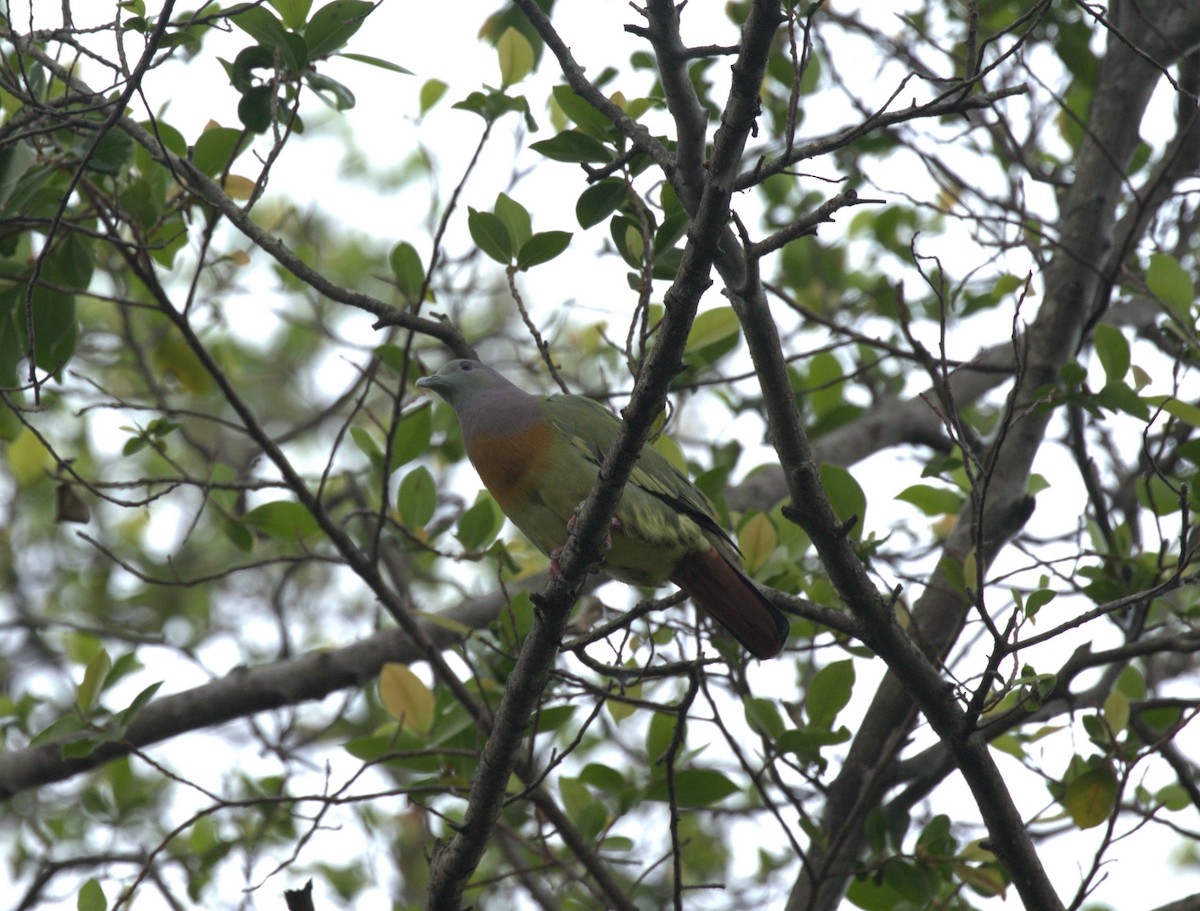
[551,513,622,576]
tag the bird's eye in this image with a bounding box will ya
[460,363,473,372]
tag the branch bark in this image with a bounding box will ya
[420,3,785,908]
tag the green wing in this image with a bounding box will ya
[543,394,737,554]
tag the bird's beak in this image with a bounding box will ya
[415,375,435,390]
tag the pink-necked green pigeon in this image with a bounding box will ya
[416,359,789,659]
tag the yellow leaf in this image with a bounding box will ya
[5,429,52,485]
[606,682,640,724]
[379,663,434,735]
[223,175,256,200]
[961,547,978,592]
[1103,690,1129,734]
[623,223,644,262]
[1063,764,1118,829]
[954,862,1007,898]
[496,27,533,87]
[151,331,211,394]
[77,648,112,713]
[651,434,687,474]
[738,512,776,575]
[930,513,956,541]
[230,249,251,266]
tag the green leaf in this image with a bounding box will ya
[1146,252,1194,318]
[1059,361,1087,387]
[305,71,356,111]
[896,483,964,516]
[532,704,576,733]
[819,463,866,540]
[497,26,534,87]
[269,0,313,30]
[192,127,252,176]
[744,695,785,739]
[1093,323,1129,385]
[516,231,572,270]
[77,648,112,714]
[494,193,532,250]
[1062,763,1118,829]
[47,233,93,291]
[529,130,612,164]
[243,500,320,539]
[398,466,437,528]
[232,6,301,70]
[338,52,412,75]
[350,426,382,467]
[226,44,275,92]
[575,178,626,229]
[467,208,513,264]
[685,307,739,354]
[807,351,844,419]
[374,344,408,375]
[1094,380,1149,420]
[551,84,613,139]
[456,494,504,550]
[19,284,77,373]
[1144,395,1200,429]
[645,711,676,762]
[389,241,425,301]
[148,213,189,267]
[0,137,35,210]
[388,405,432,474]
[778,726,851,766]
[559,775,592,817]
[846,872,905,911]
[304,0,373,59]
[114,681,164,726]
[1115,665,1146,700]
[807,659,854,729]
[580,762,626,792]
[237,85,274,133]
[419,78,448,115]
[30,713,87,747]
[610,217,644,267]
[1024,587,1056,618]
[645,768,739,806]
[85,129,134,175]
[452,89,536,129]
[1157,783,1191,812]
[654,211,689,253]
[78,878,107,911]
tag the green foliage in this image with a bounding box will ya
[469,195,573,270]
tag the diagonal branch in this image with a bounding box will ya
[0,25,472,358]
[421,2,785,907]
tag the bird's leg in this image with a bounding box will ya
[549,510,620,578]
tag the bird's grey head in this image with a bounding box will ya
[415,359,512,411]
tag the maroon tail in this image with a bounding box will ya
[671,548,789,659]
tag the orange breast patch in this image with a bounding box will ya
[466,418,554,510]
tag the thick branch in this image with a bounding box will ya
[0,593,506,799]
[421,3,785,908]
[789,6,1200,908]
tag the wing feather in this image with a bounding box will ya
[543,394,738,553]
